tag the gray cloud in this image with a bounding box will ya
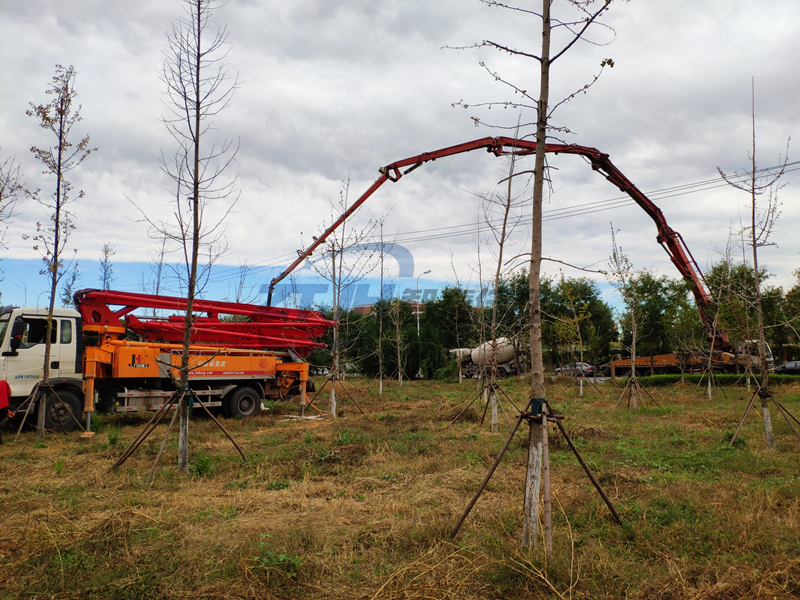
[1,0,798,305]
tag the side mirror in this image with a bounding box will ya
[9,320,25,352]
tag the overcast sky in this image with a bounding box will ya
[1,0,799,309]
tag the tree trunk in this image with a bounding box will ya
[761,398,776,449]
[521,419,544,548]
[396,308,403,386]
[38,107,66,438]
[177,1,205,472]
[522,0,550,550]
[330,248,339,418]
[630,305,639,409]
[490,388,498,433]
[749,102,774,449]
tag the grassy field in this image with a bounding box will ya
[1,376,799,599]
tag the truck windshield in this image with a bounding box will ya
[0,313,9,346]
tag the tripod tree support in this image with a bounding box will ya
[547,401,623,527]
[614,375,659,410]
[450,379,516,430]
[730,386,800,448]
[307,376,365,417]
[13,383,86,441]
[111,388,246,476]
[451,398,624,543]
[450,399,533,539]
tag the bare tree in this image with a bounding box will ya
[457,0,617,549]
[230,260,257,304]
[99,242,116,290]
[480,140,525,431]
[60,261,80,307]
[719,80,789,450]
[607,224,643,408]
[138,0,239,470]
[371,211,397,395]
[26,64,95,437]
[388,298,412,386]
[310,178,376,417]
[0,153,23,258]
[142,233,171,317]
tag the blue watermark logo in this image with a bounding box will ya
[259,242,491,310]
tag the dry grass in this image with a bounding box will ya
[1,377,799,599]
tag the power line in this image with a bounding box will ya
[168,161,800,287]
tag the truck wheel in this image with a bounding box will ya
[223,387,262,418]
[44,390,83,432]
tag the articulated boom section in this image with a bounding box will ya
[74,289,334,356]
[267,136,728,349]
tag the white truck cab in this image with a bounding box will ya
[0,305,83,400]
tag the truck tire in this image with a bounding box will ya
[44,390,83,432]
[223,386,262,419]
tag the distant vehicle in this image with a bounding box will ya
[604,341,775,377]
[555,362,595,377]
[775,361,800,375]
[449,337,524,378]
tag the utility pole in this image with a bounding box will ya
[416,269,431,334]
[415,269,431,379]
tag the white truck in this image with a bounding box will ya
[0,290,333,432]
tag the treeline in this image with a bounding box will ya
[308,273,619,378]
[706,261,800,363]
[307,259,800,378]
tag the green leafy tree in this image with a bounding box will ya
[420,287,477,380]
[707,262,770,345]
[352,299,419,382]
[548,276,616,370]
[666,283,706,380]
[496,272,616,370]
[417,313,446,379]
[783,269,800,360]
[423,287,476,351]
[618,273,693,373]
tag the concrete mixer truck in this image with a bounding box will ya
[450,338,524,379]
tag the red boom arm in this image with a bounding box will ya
[266,137,727,348]
[74,289,335,356]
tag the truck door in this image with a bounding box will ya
[6,316,59,397]
[56,318,79,376]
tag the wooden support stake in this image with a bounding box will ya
[337,379,365,414]
[111,391,181,470]
[730,388,758,446]
[549,403,623,527]
[451,400,533,539]
[146,404,180,484]
[193,391,247,461]
[542,412,552,554]
[13,384,41,441]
